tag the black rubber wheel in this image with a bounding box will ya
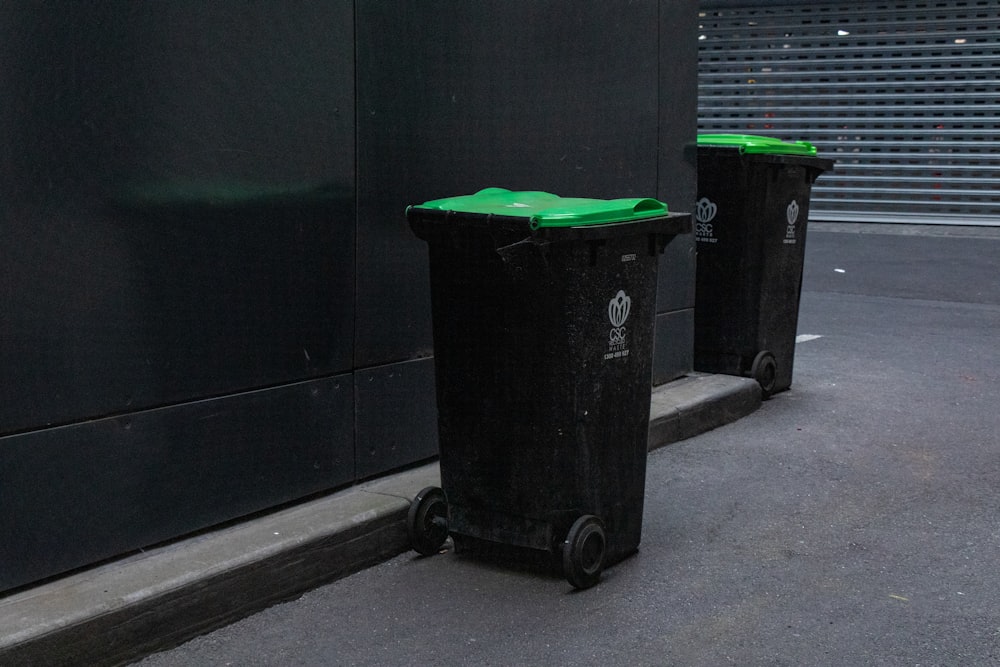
[407,486,449,556]
[751,350,777,398]
[562,515,606,590]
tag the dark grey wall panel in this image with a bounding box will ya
[0,2,356,434]
[355,358,439,480]
[655,0,700,381]
[0,376,354,593]
[653,308,696,385]
[356,0,662,367]
[659,0,701,215]
[657,228,698,314]
[1,201,354,435]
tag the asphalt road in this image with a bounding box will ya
[137,224,1000,666]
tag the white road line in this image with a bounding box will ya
[796,334,824,343]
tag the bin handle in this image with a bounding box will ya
[631,198,665,214]
[529,197,668,229]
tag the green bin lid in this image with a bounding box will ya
[412,187,668,229]
[697,134,818,156]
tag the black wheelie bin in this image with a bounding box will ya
[693,135,833,397]
[406,188,691,589]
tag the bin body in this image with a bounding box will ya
[409,189,690,567]
[693,136,832,395]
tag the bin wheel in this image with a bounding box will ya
[407,486,449,556]
[751,351,777,398]
[562,515,606,590]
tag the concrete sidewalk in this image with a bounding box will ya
[0,372,760,667]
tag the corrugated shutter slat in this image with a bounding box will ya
[699,0,1000,225]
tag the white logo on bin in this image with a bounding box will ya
[784,200,800,245]
[608,291,631,327]
[605,291,631,360]
[787,200,800,225]
[695,197,719,244]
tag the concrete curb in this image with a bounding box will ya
[648,372,762,450]
[0,373,760,667]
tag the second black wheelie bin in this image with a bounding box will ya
[406,188,691,589]
[693,134,833,397]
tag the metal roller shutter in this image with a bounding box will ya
[698,1,1000,225]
